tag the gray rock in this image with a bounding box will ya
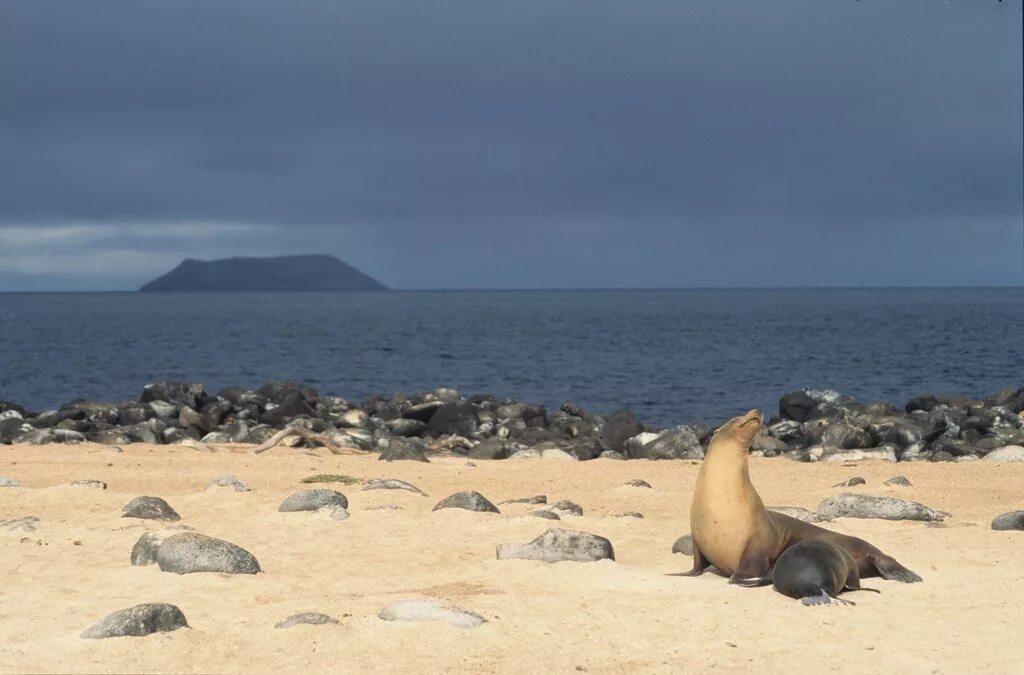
[768,506,828,523]
[68,479,107,489]
[832,476,866,488]
[884,475,913,487]
[432,491,499,513]
[817,492,947,522]
[130,527,194,566]
[499,495,547,505]
[613,511,644,518]
[671,534,693,555]
[641,426,704,460]
[551,499,583,516]
[386,417,427,437]
[598,450,626,460]
[508,448,541,460]
[122,496,181,522]
[155,532,261,575]
[147,400,179,419]
[821,447,898,463]
[53,428,87,444]
[366,504,403,511]
[0,477,23,487]
[624,479,652,489]
[991,511,1024,531]
[465,438,510,460]
[378,599,486,629]
[279,489,348,512]
[82,603,188,639]
[983,445,1024,462]
[141,382,205,410]
[624,432,660,457]
[338,409,370,429]
[377,436,430,462]
[528,510,561,520]
[540,447,577,461]
[0,516,39,532]
[275,612,340,629]
[362,478,426,496]
[496,528,615,563]
[205,475,251,492]
[752,434,789,456]
[16,429,58,445]
[599,409,644,454]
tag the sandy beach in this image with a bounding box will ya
[1,443,1021,674]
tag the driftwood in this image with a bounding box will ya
[250,426,362,455]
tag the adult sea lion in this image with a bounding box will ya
[771,538,880,606]
[676,409,921,586]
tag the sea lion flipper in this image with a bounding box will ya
[668,541,711,577]
[800,591,833,606]
[870,554,923,583]
[727,538,772,587]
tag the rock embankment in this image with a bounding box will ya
[2,382,1023,463]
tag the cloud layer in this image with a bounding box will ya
[2,1,1021,289]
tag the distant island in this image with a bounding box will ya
[139,254,388,292]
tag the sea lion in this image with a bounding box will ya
[676,409,922,586]
[771,538,880,606]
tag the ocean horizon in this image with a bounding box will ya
[2,287,1021,425]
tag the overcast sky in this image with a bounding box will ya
[1,0,1021,290]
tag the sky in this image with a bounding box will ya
[1,0,1022,290]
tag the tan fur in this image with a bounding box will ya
[690,409,771,575]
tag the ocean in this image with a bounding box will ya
[0,288,1021,427]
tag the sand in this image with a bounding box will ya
[1,442,1021,674]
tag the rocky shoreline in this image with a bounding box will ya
[1,382,1023,463]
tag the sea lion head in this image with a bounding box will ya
[710,409,764,451]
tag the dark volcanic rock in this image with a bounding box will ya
[155,532,261,575]
[122,496,181,522]
[499,495,547,505]
[130,528,193,566]
[624,479,652,488]
[377,436,430,462]
[991,511,1024,531]
[261,392,313,426]
[0,417,33,444]
[466,438,510,460]
[641,426,704,460]
[832,476,866,488]
[528,510,561,520]
[432,491,500,513]
[599,409,643,453]
[551,499,584,516]
[117,406,153,426]
[905,394,939,413]
[817,493,946,522]
[275,613,340,629]
[82,603,188,639]
[279,489,349,512]
[496,528,615,563]
[884,475,913,487]
[779,390,817,422]
[425,401,480,437]
[401,401,444,423]
[259,381,319,405]
[386,418,427,437]
[140,382,206,410]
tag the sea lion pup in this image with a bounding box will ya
[676,409,922,586]
[771,539,880,606]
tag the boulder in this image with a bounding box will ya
[155,532,260,575]
[279,489,349,512]
[991,511,1024,531]
[496,528,615,563]
[432,491,499,513]
[817,493,946,522]
[641,426,704,460]
[377,436,430,462]
[82,603,188,639]
[599,409,643,453]
[122,496,180,522]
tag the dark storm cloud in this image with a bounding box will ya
[1,0,1021,289]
